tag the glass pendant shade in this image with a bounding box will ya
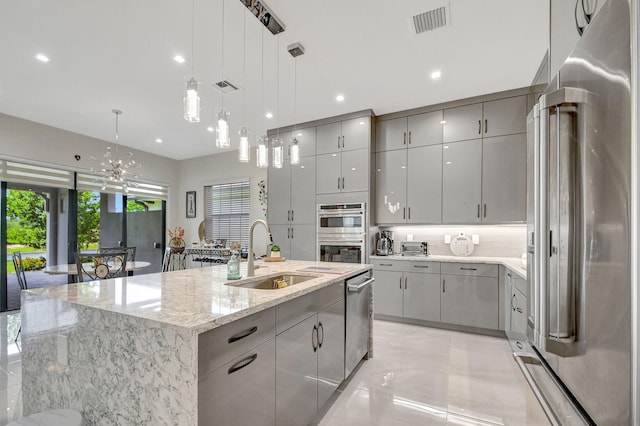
[215,108,230,148]
[238,126,250,162]
[183,77,200,123]
[257,136,269,168]
[290,137,300,165]
[272,138,284,169]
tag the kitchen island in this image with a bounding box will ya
[21,260,372,425]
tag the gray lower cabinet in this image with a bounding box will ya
[441,268,499,329]
[276,315,318,426]
[199,338,276,426]
[275,289,346,426]
[373,263,440,321]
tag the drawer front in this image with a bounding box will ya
[371,259,405,271]
[199,338,276,426]
[405,261,440,274]
[441,262,498,278]
[199,307,276,377]
[276,281,344,334]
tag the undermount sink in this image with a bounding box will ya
[225,273,319,290]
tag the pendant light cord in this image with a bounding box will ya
[276,34,280,139]
[221,0,225,109]
[243,10,246,119]
[191,0,195,76]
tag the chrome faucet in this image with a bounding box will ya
[247,219,272,277]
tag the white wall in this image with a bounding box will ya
[0,113,180,225]
[177,150,269,256]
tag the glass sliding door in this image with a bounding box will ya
[126,196,164,273]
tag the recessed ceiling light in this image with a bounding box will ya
[265,112,273,119]
[359,121,365,125]
[155,138,163,143]
[336,94,345,102]
[297,133,302,137]
[440,120,446,124]
[174,55,186,64]
[446,161,452,165]
[35,53,49,63]
[207,126,214,132]
[431,70,442,79]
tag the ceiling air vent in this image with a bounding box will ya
[412,6,448,35]
[213,80,240,93]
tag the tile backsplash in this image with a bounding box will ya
[378,225,527,258]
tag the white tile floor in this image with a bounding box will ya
[0,312,549,425]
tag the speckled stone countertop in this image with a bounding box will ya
[370,254,527,280]
[25,260,371,334]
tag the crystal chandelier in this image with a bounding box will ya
[90,109,141,193]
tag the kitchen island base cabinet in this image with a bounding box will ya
[198,339,275,426]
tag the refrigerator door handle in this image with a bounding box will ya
[540,87,589,357]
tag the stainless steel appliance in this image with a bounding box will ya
[345,270,374,378]
[376,230,394,255]
[317,203,366,235]
[400,241,428,256]
[522,2,632,423]
[317,203,367,263]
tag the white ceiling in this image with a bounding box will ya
[0,0,548,161]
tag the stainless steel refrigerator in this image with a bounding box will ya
[527,0,632,424]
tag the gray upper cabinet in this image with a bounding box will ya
[293,127,317,158]
[316,153,342,194]
[483,96,527,137]
[407,111,444,148]
[376,111,443,152]
[290,157,317,224]
[317,149,369,194]
[481,134,527,222]
[317,117,370,155]
[443,103,483,143]
[407,145,442,223]
[442,139,482,223]
[375,150,406,224]
[268,163,292,225]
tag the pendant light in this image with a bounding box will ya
[271,34,283,169]
[237,8,250,162]
[215,0,230,149]
[256,26,269,168]
[183,0,200,123]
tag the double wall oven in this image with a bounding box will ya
[317,203,366,264]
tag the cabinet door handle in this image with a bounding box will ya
[291,227,294,239]
[338,177,341,190]
[516,307,523,314]
[477,204,480,218]
[342,177,345,190]
[291,210,294,222]
[318,322,324,347]
[413,265,429,269]
[399,277,403,289]
[483,204,487,218]
[485,119,488,134]
[442,278,445,293]
[403,207,406,220]
[507,272,512,278]
[408,131,412,145]
[338,136,341,149]
[516,341,523,350]
[404,132,407,145]
[228,326,258,343]
[287,228,291,239]
[460,267,477,271]
[404,276,407,290]
[511,294,517,311]
[287,210,291,221]
[312,324,318,352]
[227,353,258,375]
[478,120,481,134]
[342,135,345,148]
[379,263,393,266]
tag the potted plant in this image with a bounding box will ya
[270,244,281,258]
[168,226,186,253]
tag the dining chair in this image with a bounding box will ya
[75,251,128,282]
[100,246,136,276]
[11,252,28,342]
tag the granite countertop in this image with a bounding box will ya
[25,260,371,334]
[370,254,527,279]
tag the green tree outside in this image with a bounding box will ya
[6,190,46,249]
[77,191,100,249]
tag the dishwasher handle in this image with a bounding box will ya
[347,277,375,292]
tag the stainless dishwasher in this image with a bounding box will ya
[345,270,374,378]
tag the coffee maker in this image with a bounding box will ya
[376,231,394,255]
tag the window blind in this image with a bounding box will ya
[0,160,74,189]
[76,172,169,199]
[204,181,250,248]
